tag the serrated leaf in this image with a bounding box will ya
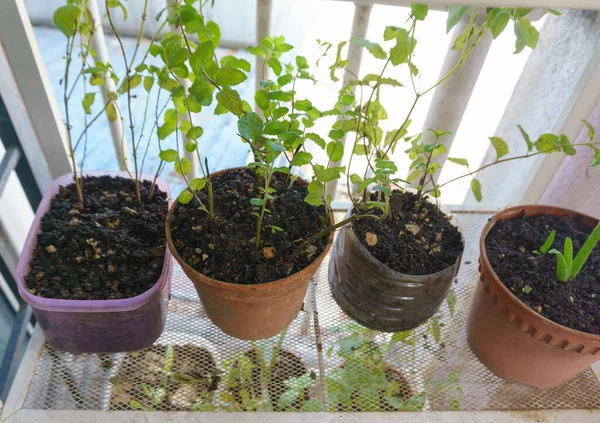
[238,112,263,141]
[220,56,251,72]
[82,92,95,115]
[178,190,193,204]
[489,136,509,159]
[351,39,387,60]
[327,141,344,162]
[514,18,539,54]
[159,149,178,162]
[411,4,428,21]
[190,178,206,191]
[305,133,326,149]
[277,74,294,86]
[295,55,309,70]
[254,89,269,111]
[329,129,345,141]
[295,99,312,112]
[53,5,80,37]
[264,121,286,135]
[269,91,294,102]
[447,157,469,167]
[535,133,561,153]
[216,88,244,116]
[291,151,312,166]
[215,67,247,86]
[189,41,215,74]
[447,6,471,33]
[471,178,482,202]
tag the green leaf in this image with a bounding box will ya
[296,55,309,70]
[220,56,251,72]
[329,129,345,141]
[539,230,556,254]
[571,222,600,279]
[388,29,416,66]
[305,133,326,149]
[559,134,576,156]
[488,9,510,39]
[53,5,80,37]
[291,151,312,166]
[175,157,191,175]
[190,41,215,74]
[447,6,471,33]
[564,237,573,277]
[215,67,247,86]
[350,174,362,184]
[350,39,387,60]
[159,149,178,162]
[535,133,561,153]
[186,126,204,140]
[327,141,344,162]
[167,47,189,68]
[263,121,286,135]
[178,190,193,205]
[255,89,269,111]
[315,165,344,183]
[157,123,176,140]
[82,93,95,115]
[514,18,539,54]
[514,8,533,19]
[446,290,457,317]
[429,319,441,343]
[273,107,289,120]
[216,88,244,116]
[549,249,569,282]
[90,75,105,86]
[278,390,299,410]
[269,91,294,102]
[517,124,534,152]
[143,76,154,93]
[247,45,266,59]
[190,178,207,191]
[277,74,294,86]
[295,99,312,112]
[267,57,283,76]
[583,119,596,142]
[185,141,197,152]
[447,157,469,167]
[545,8,562,16]
[411,4,428,20]
[238,112,264,142]
[470,178,482,202]
[489,136,509,159]
[106,102,117,122]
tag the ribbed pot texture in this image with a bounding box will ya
[329,208,462,332]
[468,205,600,389]
[166,167,333,340]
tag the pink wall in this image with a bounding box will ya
[540,101,600,218]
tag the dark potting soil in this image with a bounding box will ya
[169,168,330,284]
[486,213,600,335]
[25,176,168,300]
[352,191,463,275]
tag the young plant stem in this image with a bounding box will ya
[430,141,600,193]
[416,138,438,202]
[106,1,141,204]
[255,167,273,248]
[63,34,84,204]
[205,157,215,219]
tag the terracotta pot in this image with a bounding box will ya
[329,206,463,332]
[166,167,333,340]
[468,205,600,389]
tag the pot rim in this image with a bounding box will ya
[479,204,600,343]
[166,166,334,292]
[343,194,465,280]
[17,171,172,313]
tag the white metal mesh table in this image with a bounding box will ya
[2,211,600,422]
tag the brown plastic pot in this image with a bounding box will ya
[166,167,333,340]
[329,206,463,332]
[468,205,600,389]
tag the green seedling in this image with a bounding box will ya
[534,230,556,254]
[548,222,600,282]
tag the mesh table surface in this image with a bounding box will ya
[18,212,600,413]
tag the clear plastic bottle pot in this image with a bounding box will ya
[17,172,172,354]
[329,206,463,332]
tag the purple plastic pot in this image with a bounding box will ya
[16,171,172,354]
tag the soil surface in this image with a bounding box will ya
[229,349,308,410]
[486,213,600,335]
[352,191,463,275]
[169,168,330,284]
[25,176,168,300]
[110,344,218,411]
